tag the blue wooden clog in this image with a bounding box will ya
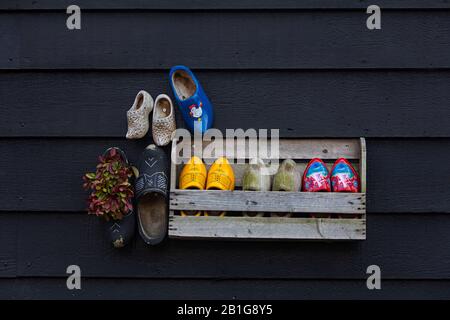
[169,65,214,133]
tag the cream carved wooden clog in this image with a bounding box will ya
[126,90,154,139]
[152,94,176,146]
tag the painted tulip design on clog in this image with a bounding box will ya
[302,158,331,192]
[330,158,360,193]
[169,65,214,134]
[302,158,331,218]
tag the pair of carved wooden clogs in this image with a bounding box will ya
[126,91,176,146]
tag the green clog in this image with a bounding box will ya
[271,159,300,217]
[242,158,271,217]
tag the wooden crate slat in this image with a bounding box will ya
[174,138,360,161]
[170,190,365,214]
[360,137,367,193]
[169,216,366,240]
[278,139,360,160]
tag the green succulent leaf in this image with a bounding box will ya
[83,149,134,221]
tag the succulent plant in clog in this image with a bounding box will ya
[83,147,136,248]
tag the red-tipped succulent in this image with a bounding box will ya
[83,148,134,221]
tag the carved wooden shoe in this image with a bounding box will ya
[330,158,360,192]
[152,94,176,146]
[135,144,169,245]
[302,158,331,192]
[126,90,154,139]
[169,65,214,134]
[302,158,331,218]
[205,157,235,217]
[179,156,207,216]
[271,159,299,217]
[242,158,271,217]
[331,158,360,219]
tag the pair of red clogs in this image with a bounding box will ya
[302,158,360,193]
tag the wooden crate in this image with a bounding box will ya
[169,138,366,241]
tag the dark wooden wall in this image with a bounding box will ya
[1,0,450,299]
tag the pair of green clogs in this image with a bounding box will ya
[242,159,299,217]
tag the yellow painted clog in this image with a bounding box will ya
[205,157,235,217]
[179,156,207,216]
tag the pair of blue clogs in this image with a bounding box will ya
[169,65,213,134]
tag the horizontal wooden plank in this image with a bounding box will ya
[0,214,17,278]
[175,138,361,161]
[169,216,365,240]
[2,71,450,138]
[359,137,367,193]
[2,278,450,300]
[5,212,450,279]
[280,139,360,159]
[2,11,450,69]
[0,138,449,213]
[170,190,365,214]
[2,1,450,10]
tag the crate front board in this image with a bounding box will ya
[169,138,366,240]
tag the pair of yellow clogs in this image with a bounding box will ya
[179,156,235,216]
